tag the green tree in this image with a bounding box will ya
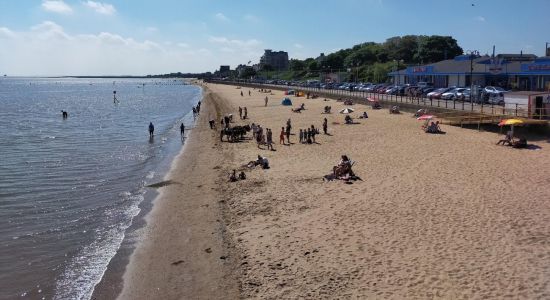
[415,35,463,64]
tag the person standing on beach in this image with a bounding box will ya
[149,122,154,137]
[285,125,291,145]
[238,106,243,119]
[286,118,292,132]
[243,107,248,119]
[248,90,251,96]
[266,128,274,150]
[311,125,317,143]
[180,123,185,137]
[299,129,303,143]
[323,118,328,135]
[279,127,285,145]
[264,96,268,107]
[240,90,243,97]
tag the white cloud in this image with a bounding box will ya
[0,27,16,39]
[294,43,303,49]
[476,16,486,22]
[84,1,116,15]
[214,13,229,21]
[208,36,261,48]
[0,22,266,75]
[42,0,73,14]
[31,21,71,40]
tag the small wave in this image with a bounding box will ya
[145,171,155,179]
[53,193,143,300]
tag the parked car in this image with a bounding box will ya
[486,93,505,105]
[441,88,467,100]
[421,87,436,96]
[427,87,452,99]
[484,86,507,94]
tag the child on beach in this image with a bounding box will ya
[323,118,328,134]
[279,127,285,145]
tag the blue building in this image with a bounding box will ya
[389,54,550,91]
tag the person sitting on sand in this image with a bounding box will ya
[497,130,514,146]
[372,102,382,109]
[333,155,354,178]
[345,115,353,124]
[414,108,427,117]
[389,106,400,114]
[238,171,246,180]
[512,136,527,148]
[229,170,237,182]
[359,111,368,119]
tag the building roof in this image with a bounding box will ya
[389,54,550,76]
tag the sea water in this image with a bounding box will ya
[0,77,201,299]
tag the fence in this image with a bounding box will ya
[208,79,550,121]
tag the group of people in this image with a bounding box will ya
[240,90,252,97]
[192,101,201,119]
[238,106,248,119]
[424,121,444,134]
[228,169,247,182]
[252,123,275,150]
[298,125,319,144]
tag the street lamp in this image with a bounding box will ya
[467,50,480,104]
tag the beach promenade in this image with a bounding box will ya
[119,82,550,299]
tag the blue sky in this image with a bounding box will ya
[0,0,549,75]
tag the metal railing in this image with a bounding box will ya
[207,80,549,121]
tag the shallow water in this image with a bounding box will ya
[0,77,200,299]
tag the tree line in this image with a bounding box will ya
[253,35,463,82]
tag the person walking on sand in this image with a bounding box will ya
[149,122,154,137]
[240,90,243,97]
[243,107,248,119]
[180,123,185,137]
[279,127,285,145]
[264,96,268,107]
[248,90,251,96]
[238,106,243,119]
[323,118,328,135]
[311,125,317,143]
[299,129,303,144]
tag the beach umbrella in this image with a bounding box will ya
[498,119,523,126]
[339,108,355,114]
[417,115,434,120]
[498,118,524,136]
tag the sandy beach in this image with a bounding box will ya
[119,82,550,299]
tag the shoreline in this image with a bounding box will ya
[114,85,240,299]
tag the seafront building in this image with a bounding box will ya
[259,49,289,71]
[389,53,550,91]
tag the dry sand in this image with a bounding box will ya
[119,82,550,299]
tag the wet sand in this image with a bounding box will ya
[119,82,550,299]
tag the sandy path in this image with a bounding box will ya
[208,83,550,299]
